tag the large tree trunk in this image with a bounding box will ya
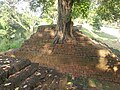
[53,0,74,44]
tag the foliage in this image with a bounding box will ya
[30,0,57,24]
[97,0,120,21]
[30,0,120,31]
[72,0,91,19]
[29,0,120,31]
[30,0,55,14]
[0,0,41,52]
[0,38,24,52]
[39,1,57,24]
[30,0,91,20]
[92,15,102,31]
[30,0,120,24]
[85,0,120,31]
[1,0,120,51]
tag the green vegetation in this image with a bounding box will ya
[0,0,120,52]
[81,28,117,40]
[94,32,117,39]
[0,38,23,52]
[0,0,41,52]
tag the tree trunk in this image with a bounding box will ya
[53,0,74,44]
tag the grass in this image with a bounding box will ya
[80,28,95,39]
[80,28,120,55]
[0,38,24,52]
[80,28,118,41]
[94,31,117,39]
[80,28,111,41]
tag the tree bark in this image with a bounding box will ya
[53,0,74,44]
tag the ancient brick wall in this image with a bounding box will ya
[0,54,67,90]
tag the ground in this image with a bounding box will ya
[0,54,66,90]
[2,25,120,90]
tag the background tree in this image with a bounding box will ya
[96,0,120,22]
[0,0,41,51]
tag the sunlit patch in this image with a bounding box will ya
[96,58,108,71]
[48,50,52,54]
[44,28,50,32]
[4,61,10,63]
[113,66,118,72]
[23,85,27,88]
[91,40,99,44]
[43,44,50,48]
[50,31,55,37]
[6,58,9,60]
[98,49,110,57]
[88,79,97,87]
[11,55,15,58]
[4,83,11,86]
[2,65,10,70]
[66,82,74,90]
[38,33,43,37]
[45,70,48,73]
[15,87,19,90]
[35,72,41,76]
[48,74,52,77]
[111,54,116,58]
[67,82,72,85]
[38,85,42,88]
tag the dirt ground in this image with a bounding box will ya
[3,25,120,90]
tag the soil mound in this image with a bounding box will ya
[4,25,120,83]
